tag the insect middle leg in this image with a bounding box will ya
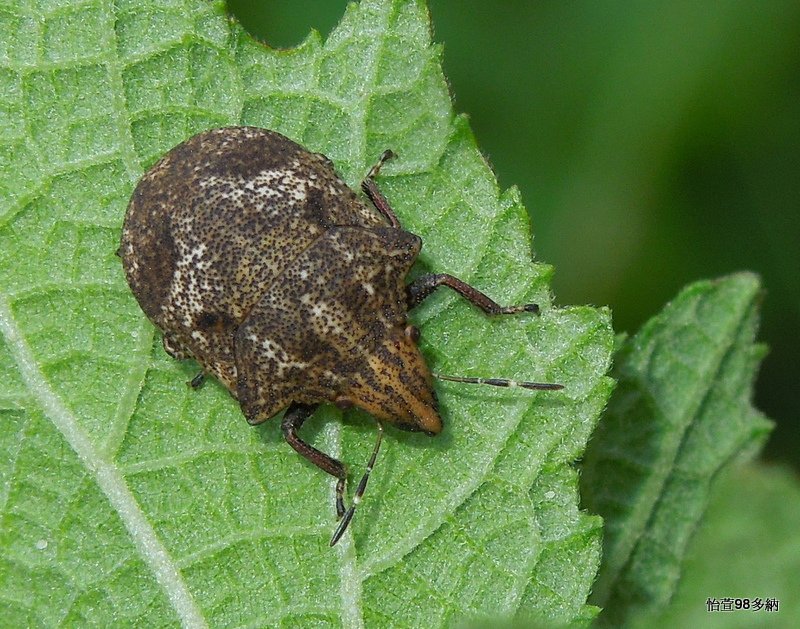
[189,372,205,389]
[281,402,348,518]
[407,273,540,315]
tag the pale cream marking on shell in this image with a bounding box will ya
[201,171,315,208]
[167,234,214,327]
[259,337,280,361]
[198,175,223,189]
[309,301,345,335]
[258,337,309,377]
[189,244,209,268]
[251,169,309,203]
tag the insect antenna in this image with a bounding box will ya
[330,422,384,547]
[433,373,564,391]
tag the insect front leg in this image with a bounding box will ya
[361,149,401,228]
[407,273,540,315]
[281,402,348,519]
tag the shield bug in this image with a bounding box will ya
[120,127,562,546]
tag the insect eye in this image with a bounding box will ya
[404,325,421,343]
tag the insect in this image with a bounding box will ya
[120,127,562,546]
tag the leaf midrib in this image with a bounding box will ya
[0,293,207,628]
[599,284,758,605]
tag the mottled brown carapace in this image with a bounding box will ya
[122,127,438,434]
[121,127,560,545]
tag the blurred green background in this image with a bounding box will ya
[227,0,799,471]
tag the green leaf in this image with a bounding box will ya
[0,0,613,626]
[630,463,800,629]
[580,272,773,626]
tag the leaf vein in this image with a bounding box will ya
[0,293,207,629]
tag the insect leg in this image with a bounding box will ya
[188,372,205,389]
[361,150,401,228]
[407,273,540,315]
[433,373,562,391]
[330,422,384,547]
[281,402,348,518]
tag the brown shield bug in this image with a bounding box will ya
[120,127,562,546]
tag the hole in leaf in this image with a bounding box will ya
[227,0,348,48]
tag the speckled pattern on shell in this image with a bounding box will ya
[121,127,438,428]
